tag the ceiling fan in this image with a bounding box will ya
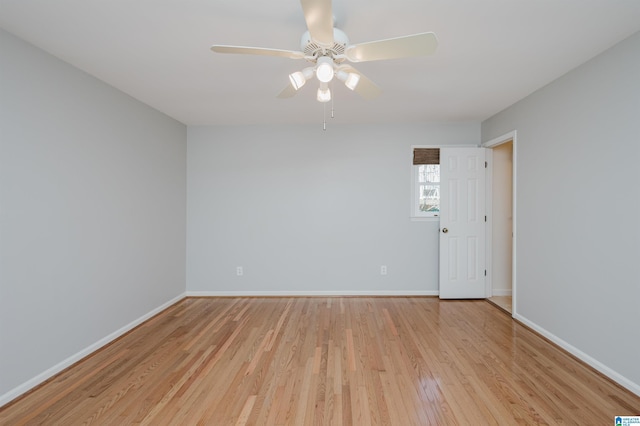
[211,0,437,103]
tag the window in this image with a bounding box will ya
[412,147,440,218]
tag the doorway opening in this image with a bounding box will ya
[484,132,516,315]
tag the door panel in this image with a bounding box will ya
[439,147,486,299]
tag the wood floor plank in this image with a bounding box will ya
[1,297,639,425]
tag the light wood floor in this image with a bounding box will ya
[487,295,512,314]
[1,297,638,425]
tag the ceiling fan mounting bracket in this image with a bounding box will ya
[301,28,349,64]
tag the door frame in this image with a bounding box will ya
[482,130,517,315]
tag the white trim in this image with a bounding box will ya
[482,130,517,316]
[483,131,517,149]
[512,136,517,316]
[514,313,640,397]
[187,290,439,297]
[484,148,494,298]
[0,293,187,407]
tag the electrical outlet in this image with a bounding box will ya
[236,266,243,276]
[380,265,387,276]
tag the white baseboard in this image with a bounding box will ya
[0,292,187,407]
[514,313,640,397]
[186,290,439,297]
[491,289,512,296]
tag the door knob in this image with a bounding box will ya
[442,228,448,233]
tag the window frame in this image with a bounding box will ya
[411,145,441,221]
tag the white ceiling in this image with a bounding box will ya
[2,0,640,126]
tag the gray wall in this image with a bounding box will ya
[187,123,479,294]
[0,30,187,400]
[482,32,640,392]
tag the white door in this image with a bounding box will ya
[439,147,486,299]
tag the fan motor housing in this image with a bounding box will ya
[301,28,349,63]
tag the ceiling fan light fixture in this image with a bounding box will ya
[317,86,331,103]
[316,56,334,83]
[336,70,360,91]
[289,67,315,91]
[344,73,360,90]
[289,71,306,90]
[211,1,437,106]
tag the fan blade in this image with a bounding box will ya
[345,32,437,63]
[339,65,382,100]
[211,45,305,59]
[300,0,334,46]
[277,83,299,99]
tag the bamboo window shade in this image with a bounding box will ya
[413,148,440,165]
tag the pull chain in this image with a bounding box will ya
[331,81,335,119]
[323,102,326,131]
